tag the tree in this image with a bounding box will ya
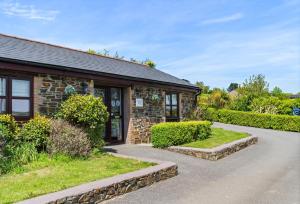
[87,49,96,54]
[271,86,283,96]
[195,81,210,94]
[86,49,156,67]
[227,83,239,92]
[144,59,156,68]
[238,74,269,97]
[208,88,230,109]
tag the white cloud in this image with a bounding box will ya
[201,13,244,25]
[160,24,300,93]
[0,1,59,21]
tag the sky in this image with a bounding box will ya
[0,0,299,93]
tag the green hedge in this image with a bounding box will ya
[151,121,212,148]
[203,108,300,132]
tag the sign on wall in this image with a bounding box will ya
[136,98,143,108]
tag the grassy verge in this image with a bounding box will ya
[182,128,249,149]
[0,153,154,204]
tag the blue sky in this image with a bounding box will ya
[0,0,299,93]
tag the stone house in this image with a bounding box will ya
[0,34,199,144]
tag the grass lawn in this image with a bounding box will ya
[182,128,249,149]
[0,153,154,204]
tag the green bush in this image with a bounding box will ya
[203,108,300,132]
[151,121,212,148]
[250,97,280,114]
[20,115,51,151]
[48,119,91,157]
[249,97,300,115]
[0,143,38,175]
[0,114,20,142]
[57,95,109,148]
[277,98,300,115]
[229,95,253,111]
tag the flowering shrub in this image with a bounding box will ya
[20,115,51,151]
[57,95,109,148]
[48,119,91,157]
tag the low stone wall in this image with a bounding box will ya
[167,136,258,161]
[18,154,177,204]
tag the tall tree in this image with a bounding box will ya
[195,81,210,94]
[227,83,239,92]
[271,86,283,96]
[238,74,269,97]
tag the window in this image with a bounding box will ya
[165,93,179,122]
[0,78,6,114]
[0,76,33,120]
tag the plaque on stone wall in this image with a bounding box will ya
[136,98,143,108]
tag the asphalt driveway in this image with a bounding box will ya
[104,123,300,204]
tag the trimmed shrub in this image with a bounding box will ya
[20,115,51,151]
[203,108,300,132]
[56,94,109,148]
[151,121,212,148]
[48,119,91,157]
[57,94,108,129]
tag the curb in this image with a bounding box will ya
[17,154,178,204]
[167,136,258,161]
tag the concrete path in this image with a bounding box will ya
[104,123,300,204]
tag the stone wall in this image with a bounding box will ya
[32,74,196,144]
[19,154,178,204]
[33,74,93,116]
[167,136,258,161]
[128,85,196,144]
[128,85,165,143]
[180,92,195,120]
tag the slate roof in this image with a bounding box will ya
[0,34,197,89]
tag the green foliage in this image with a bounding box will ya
[0,154,152,203]
[144,59,156,68]
[203,108,300,132]
[57,94,109,148]
[195,81,210,94]
[0,114,20,142]
[84,125,105,149]
[229,95,252,111]
[86,48,154,65]
[151,121,212,148]
[20,115,51,151]
[271,86,282,96]
[249,97,300,115]
[238,74,269,97]
[227,83,239,92]
[57,94,108,128]
[277,98,300,115]
[198,94,209,106]
[0,143,38,175]
[48,119,92,157]
[208,88,230,109]
[250,97,280,114]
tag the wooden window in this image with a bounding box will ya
[0,76,33,121]
[165,93,179,122]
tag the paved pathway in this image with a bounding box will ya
[104,123,300,204]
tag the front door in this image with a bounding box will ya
[94,87,123,143]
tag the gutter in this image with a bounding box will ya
[0,57,199,91]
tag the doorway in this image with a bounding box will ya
[94,86,123,143]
